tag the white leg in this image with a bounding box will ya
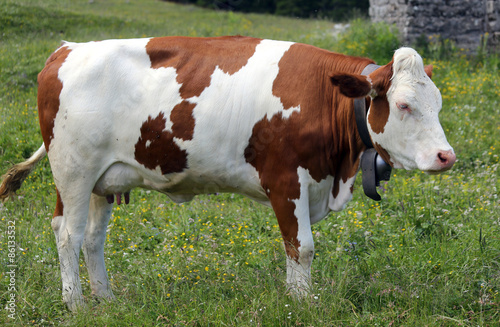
[286,231,314,297]
[82,194,114,300]
[52,191,90,311]
[286,168,315,297]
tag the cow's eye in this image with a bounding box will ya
[397,103,410,110]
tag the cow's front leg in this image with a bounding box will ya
[269,180,313,297]
[285,226,314,297]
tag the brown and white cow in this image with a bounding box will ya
[0,36,455,311]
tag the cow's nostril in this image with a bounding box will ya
[437,150,456,168]
[438,152,448,164]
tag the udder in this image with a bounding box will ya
[92,163,144,205]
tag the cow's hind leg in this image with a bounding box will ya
[51,190,90,311]
[82,194,115,301]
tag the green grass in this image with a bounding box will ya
[1,0,499,325]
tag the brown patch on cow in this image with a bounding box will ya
[367,62,393,135]
[134,98,195,173]
[244,112,302,259]
[171,100,196,140]
[367,96,390,134]
[134,112,188,174]
[270,194,301,260]
[146,36,261,99]
[262,150,301,258]
[54,189,64,218]
[273,44,372,111]
[424,65,433,79]
[370,61,393,96]
[37,46,72,150]
[246,44,375,260]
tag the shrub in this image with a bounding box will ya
[334,18,401,64]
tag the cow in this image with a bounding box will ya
[0,36,455,311]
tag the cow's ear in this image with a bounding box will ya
[424,65,433,79]
[330,73,372,98]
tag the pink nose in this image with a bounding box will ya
[437,150,456,170]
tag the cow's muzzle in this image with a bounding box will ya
[425,149,456,174]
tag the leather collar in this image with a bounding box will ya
[354,64,392,201]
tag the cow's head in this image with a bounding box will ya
[331,47,456,174]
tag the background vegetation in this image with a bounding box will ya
[0,0,499,325]
[167,0,369,21]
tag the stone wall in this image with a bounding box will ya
[369,0,500,52]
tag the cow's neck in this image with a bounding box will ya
[325,56,373,184]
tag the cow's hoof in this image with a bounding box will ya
[65,297,87,312]
[287,283,311,300]
[91,290,116,303]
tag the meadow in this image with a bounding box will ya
[0,0,499,325]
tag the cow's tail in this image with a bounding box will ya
[0,144,47,202]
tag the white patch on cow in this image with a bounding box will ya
[328,175,357,212]
[51,214,85,310]
[291,167,334,224]
[145,140,151,148]
[293,167,313,237]
[367,47,454,173]
[82,195,115,301]
[288,167,314,295]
